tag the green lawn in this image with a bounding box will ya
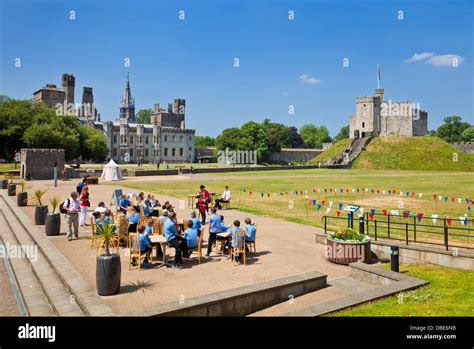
[119,169,473,246]
[327,263,474,316]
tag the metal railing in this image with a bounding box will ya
[322,213,473,251]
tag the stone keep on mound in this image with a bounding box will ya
[20,149,65,180]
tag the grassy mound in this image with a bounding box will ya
[310,138,351,164]
[352,136,474,171]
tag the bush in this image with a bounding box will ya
[329,229,369,242]
[86,176,99,185]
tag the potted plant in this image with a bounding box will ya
[95,222,121,296]
[45,197,61,236]
[30,189,48,225]
[0,175,7,189]
[326,228,371,265]
[7,173,16,196]
[17,180,28,207]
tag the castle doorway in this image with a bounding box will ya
[361,132,366,138]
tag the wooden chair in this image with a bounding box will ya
[152,217,163,235]
[245,223,257,254]
[230,229,246,265]
[221,200,231,209]
[117,215,129,248]
[188,226,204,264]
[128,233,148,271]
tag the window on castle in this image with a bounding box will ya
[189,136,192,141]
[172,148,176,156]
[164,135,168,142]
[172,135,176,142]
[362,122,365,128]
[164,148,168,157]
[145,136,149,144]
[179,148,184,157]
[120,135,124,143]
[113,149,117,156]
[145,149,148,157]
[130,149,133,156]
[113,135,117,144]
[130,135,133,144]
[180,135,183,142]
[188,147,192,152]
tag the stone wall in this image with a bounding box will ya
[451,142,474,154]
[269,148,323,163]
[20,148,65,180]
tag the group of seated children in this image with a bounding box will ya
[206,207,256,264]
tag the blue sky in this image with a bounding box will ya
[1,0,472,137]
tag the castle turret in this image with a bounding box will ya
[62,73,75,105]
[118,73,136,123]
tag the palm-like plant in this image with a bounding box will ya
[30,189,47,206]
[49,197,59,214]
[95,222,119,256]
[7,173,14,184]
[19,180,26,193]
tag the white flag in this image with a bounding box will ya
[419,193,423,198]
[459,217,467,225]
[360,207,365,214]
[432,214,438,225]
[438,195,442,201]
[382,190,386,195]
[391,210,399,216]
[329,201,333,207]
[326,208,331,214]
[458,198,462,203]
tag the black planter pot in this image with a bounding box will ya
[96,253,121,296]
[34,205,49,225]
[17,192,28,206]
[7,184,16,196]
[0,179,7,189]
[45,213,61,236]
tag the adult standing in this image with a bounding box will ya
[63,192,81,241]
[76,177,87,195]
[79,186,90,226]
[196,184,210,224]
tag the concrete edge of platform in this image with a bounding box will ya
[127,271,327,317]
[281,262,429,316]
[315,231,474,270]
[0,191,116,316]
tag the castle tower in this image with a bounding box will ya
[62,73,75,105]
[119,73,136,123]
[174,98,186,115]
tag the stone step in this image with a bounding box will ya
[0,212,54,316]
[0,191,115,316]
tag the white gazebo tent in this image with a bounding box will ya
[99,160,123,181]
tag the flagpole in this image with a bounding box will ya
[377,64,380,89]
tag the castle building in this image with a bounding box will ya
[349,88,428,139]
[33,73,195,163]
[33,73,99,120]
[92,75,195,164]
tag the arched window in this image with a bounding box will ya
[362,122,365,128]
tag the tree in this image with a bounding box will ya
[79,126,109,162]
[461,127,474,141]
[215,128,243,150]
[264,122,292,152]
[195,136,216,147]
[135,108,152,124]
[435,116,471,143]
[299,124,332,148]
[333,125,349,142]
[288,127,306,148]
[23,123,65,149]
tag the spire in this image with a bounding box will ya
[119,72,135,122]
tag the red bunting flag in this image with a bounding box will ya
[308,200,312,205]
[382,210,388,216]
[403,211,408,218]
[330,188,333,192]
[249,191,253,196]
[452,197,455,203]
[312,189,316,193]
[369,213,374,220]
[411,192,415,197]
[417,213,423,222]
[377,190,380,194]
[433,194,437,200]
[285,192,288,195]
[447,218,452,226]
[322,200,326,206]
[336,211,341,217]
[346,189,349,193]
[267,193,270,198]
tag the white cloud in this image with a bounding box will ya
[425,54,465,66]
[404,52,465,67]
[404,52,434,63]
[299,74,321,84]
